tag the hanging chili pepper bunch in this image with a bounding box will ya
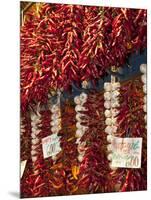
[57,99,79,195]
[76,91,111,194]
[108,78,147,192]
[21,3,147,112]
[21,108,53,198]
[20,113,32,197]
[20,113,32,161]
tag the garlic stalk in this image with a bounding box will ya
[104,80,120,170]
[50,90,62,161]
[140,64,147,128]
[30,106,42,165]
[74,92,88,162]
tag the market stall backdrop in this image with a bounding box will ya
[20,2,147,198]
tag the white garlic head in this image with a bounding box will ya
[140,64,147,74]
[74,96,81,105]
[107,153,113,161]
[104,109,112,118]
[105,126,113,134]
[111,82,120,91]
[111,90,120,99]
[141,74,147,84]
[143,84,147,94]
[80,92,88,104]
[104,82,112,92]
[104,92,111,101]
[105,118,112,126]
[104,101,111,109]
[111,109,119,117]
[76,129,84,138]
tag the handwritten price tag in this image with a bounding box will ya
[42,134,61,159]
[111,137,142,168]
[20,160,27,178]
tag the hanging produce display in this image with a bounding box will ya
[20,2,147,112]
[20,1,147,198]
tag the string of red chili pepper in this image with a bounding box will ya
[20,113,32,198]
[61,100,80,194]
[56,5,84,89]
[109,78,147,192]
[79,7,147,82]
[21,3,61,112]
[77,91,112,194]
[47,99,79,195]
[20,113,31,161]
[21,3,147,112]
[22,109,52,198]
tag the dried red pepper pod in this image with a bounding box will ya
[109,77,147,192]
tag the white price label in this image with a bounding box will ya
[20,160,27,178]
[111,137,142,168]
[42,134,61,159]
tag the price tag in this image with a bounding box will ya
[111,137,142,168]
[20,160,27,178]
[42,133,61,159]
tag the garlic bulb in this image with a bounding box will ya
[111,90,120,99]
[104,92,111,101]
[144,95,147,103]
[75,105,87,112]
[32,156,38,163]
[112,82,120,91]
[75,129,84,138]
[141,74,147,84]
[109,163,117,171]
[111,109,119,117]
[77,142,86,154]
[104,82,112,92]
[107,153,112,161]
[51,113,61,120]
[105,126,113,134]
[107,144,112,152]
[105,118,112,126]
[76,113,84,122]
[31,133,36,139]
[31,145,37,150]
[143,84,147,94]
[31,150,37,156]
[107,135,113,143]
[140,64,147,74]
[111,100,120,108]
[51,126,61,133]
[78,154,84,162]
[74,96,81,105]
[80,92,88,103]
[51,105,60,113]
[76,122,83,129]
[104,101,111,109]
[112,125,117,133]
[50,119,61,127]
[111,117,117,125]
[104,109,112,118]
[32,138,39,145]
[143,104,147,112]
